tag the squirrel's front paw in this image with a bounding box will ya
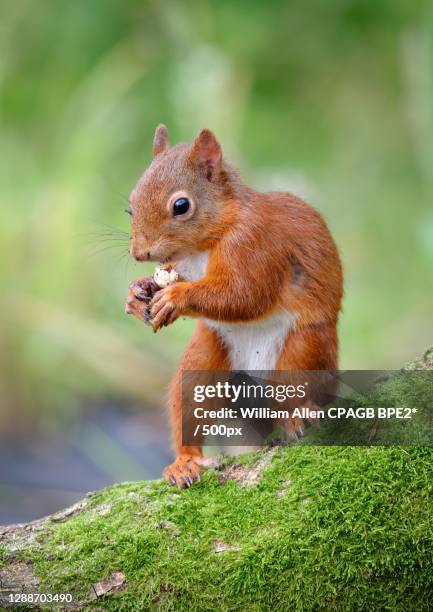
[163,456,201,489]
[125,277,159,324]
[150,285,183,331]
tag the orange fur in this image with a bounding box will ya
[126,125,343,488]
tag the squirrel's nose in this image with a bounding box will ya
[135,252,150,262]
[130,244,150,261]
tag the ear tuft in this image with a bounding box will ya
[153,124,169,157]
[190,129,222,181]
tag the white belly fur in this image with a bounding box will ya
[176,251,298,370]
[175,251,209,282]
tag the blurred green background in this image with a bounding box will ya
[1,1,432,471]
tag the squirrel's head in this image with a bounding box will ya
[128,124,234,263]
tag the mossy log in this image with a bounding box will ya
[1,348,433,611]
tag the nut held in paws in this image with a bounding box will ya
[153,266,179,288]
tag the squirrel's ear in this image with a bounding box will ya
[153,124,169,157]
[190,129,222,181]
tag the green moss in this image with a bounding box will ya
[2,446,429,610]
[0,544,7,563]
[293,368,433,446]
[2,355,432,610]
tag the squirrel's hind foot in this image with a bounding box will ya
[163,455,202,489]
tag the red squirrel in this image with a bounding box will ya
[125,124,343,488]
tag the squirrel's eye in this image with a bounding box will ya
[125,208,132,216]
[172,197,190,216]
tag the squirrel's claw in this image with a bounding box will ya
[150,288,180,330]
[163,456,201,489]
[125,276,160,325]
[130,277,159,301]
[152,303,179,331]
[125,281,181,330]
[280,415,305,440]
